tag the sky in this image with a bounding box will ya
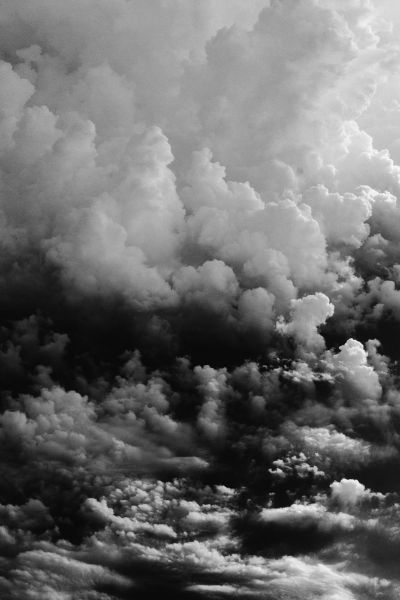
[1,0,400,598]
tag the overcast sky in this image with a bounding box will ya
[1,1,400,598]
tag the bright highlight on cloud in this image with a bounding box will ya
[1,0,400,598]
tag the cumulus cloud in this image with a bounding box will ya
[278,292,334,354]
[325,338,382,400]
[330,478,376,507]
[1,0,400,598]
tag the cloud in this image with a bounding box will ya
[278,293,334,354]
[330,477,383,507]
[2,0,400,598]
[325,338,382,401]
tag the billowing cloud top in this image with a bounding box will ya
[1,1,400,598]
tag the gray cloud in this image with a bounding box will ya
[1,0,400,598]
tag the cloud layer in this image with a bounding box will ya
[1,0,400,598]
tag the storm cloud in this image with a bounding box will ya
[1,0,400,598]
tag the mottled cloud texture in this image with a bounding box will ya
[1,1,400,598]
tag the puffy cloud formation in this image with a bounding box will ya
[325,338,382,400]
[278,292,334,354]
[330,477,381,507]
[1,0,400,598]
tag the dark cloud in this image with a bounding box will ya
[1,0,400,598]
